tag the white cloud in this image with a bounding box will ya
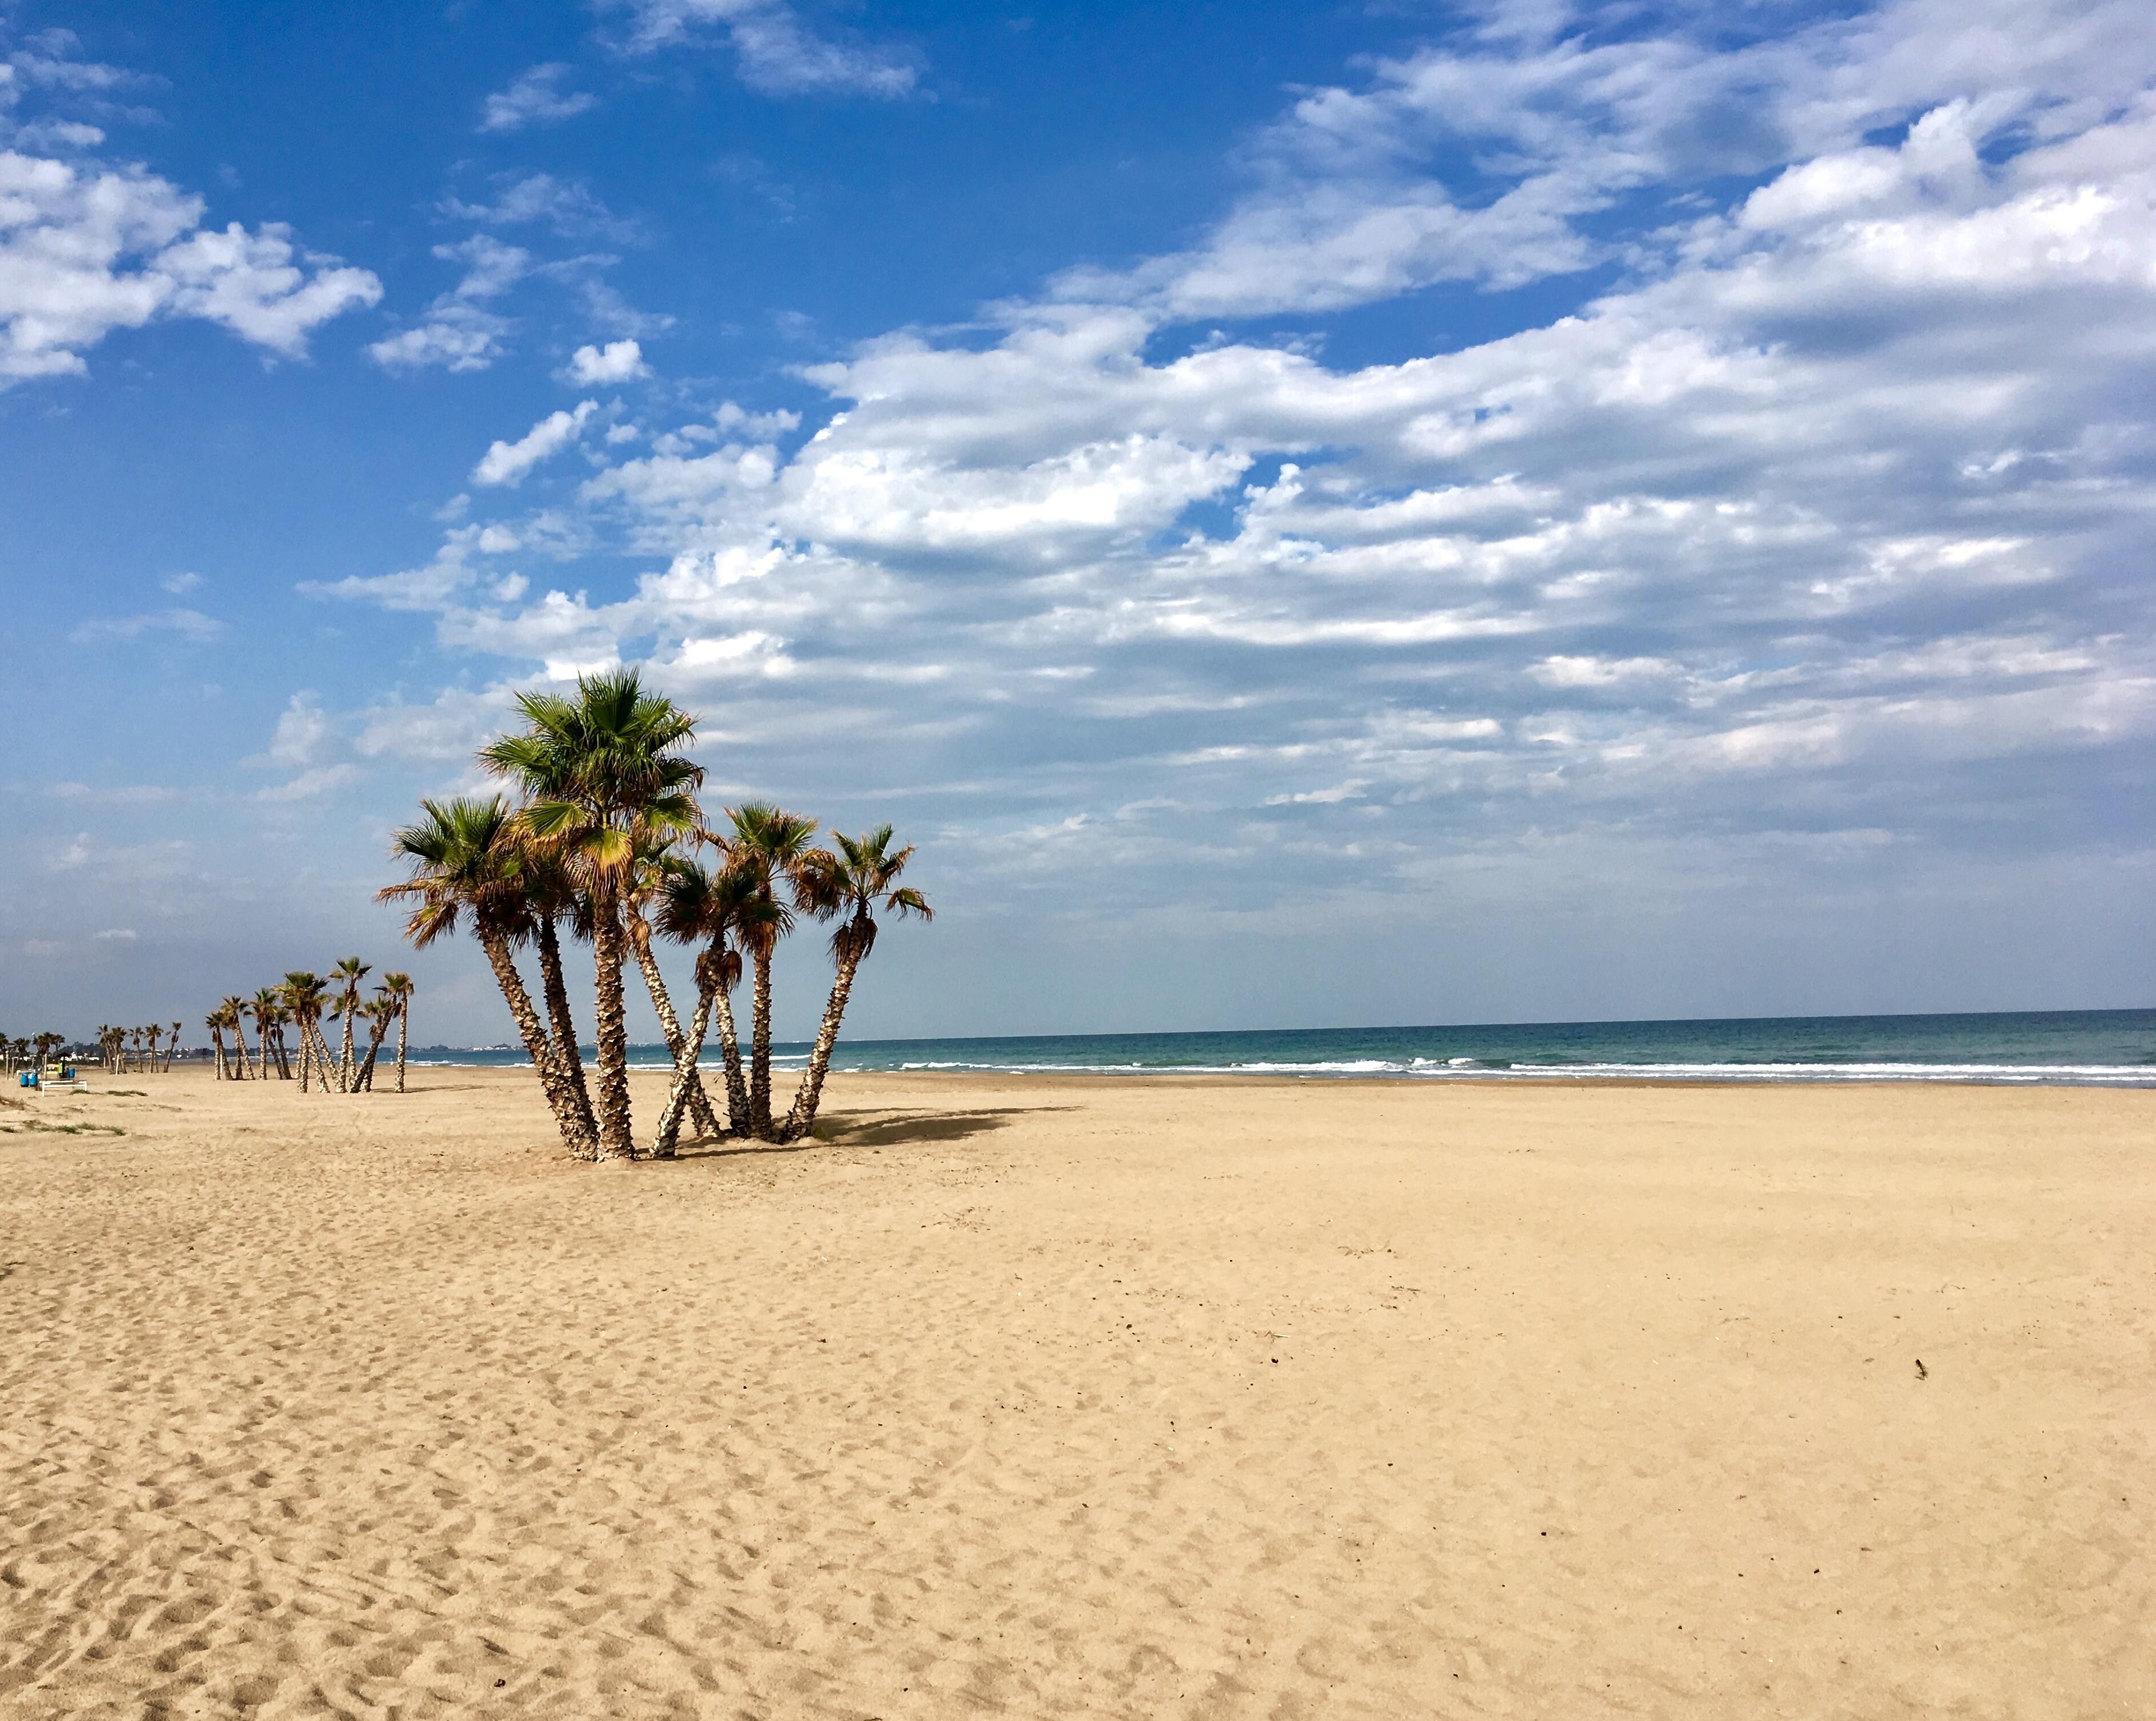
[615,0,919,97]
[474,400,599,486]
[366,235,530,374]
[160,570,202,594]
[0,148,379,384]
[155,221,381,353]
[565,336,647,383]
[479,64,599,133]
[69,608,224,644]
[439,174,630,239]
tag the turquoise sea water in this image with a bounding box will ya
[413,1009,2156,1086]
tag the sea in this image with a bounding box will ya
[410,1008,2156,1086]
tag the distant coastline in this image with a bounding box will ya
[401,1007,2156,1086]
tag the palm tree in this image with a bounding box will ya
[220,995,256,1079]
[722,802,818,1140]
[650,857,766,1156]
[205,1009,229,1078]
[253,990,290,1080]
[518,844,598,1144]
[377,795,597,1156]
[623,832,723,1141]
[354,994,396,1090]
[165,1022,182,1072]
[281,973,332,1094]
[782,826,931,1142]
[480,670,703,1161]
[329,958,369,1092]
[382,972,414,1093]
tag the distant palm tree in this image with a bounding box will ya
[722,802,819,1140]
[378,795,596,1156]
[382,972,414,1093]
[330,958,370,1092]
[220,995,256,1079]
[482,670,703,1160]
[782,825,931,1143]
[282,972,332,1094]
[205,1009,228,1079]
[253,990,290,1080]
[164,1021,181,1072]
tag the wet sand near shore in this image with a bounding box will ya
[3,1066,2153,1718]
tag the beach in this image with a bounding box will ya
[3,1068,2152,1719]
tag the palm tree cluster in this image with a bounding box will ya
[94,1024,183,1074]
[204,970,414,1093]
[379,669,929,1163]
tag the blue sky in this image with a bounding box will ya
[4,0,2153,1046]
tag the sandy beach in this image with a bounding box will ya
[3,1066,2152,1719]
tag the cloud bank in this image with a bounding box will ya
[309,0,2155,968]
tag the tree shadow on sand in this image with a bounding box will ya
[668,1105,1071,1160]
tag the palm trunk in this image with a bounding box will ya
[710,945,748,1135]
[782,948,863,1143]
[653,973,715,1159]
[211,1027,227,1080]
[748,946,775,1139]
[357,1014,391,1091]
[312,1019,340,1095]
[338,1005,357,1092]
[626,907,722,1140]
[395,1007,408,1094]
[590,905,635,1160]
[535,916,598,1145]
[231,1018,254,1080]
[479,928,594,1158]
[297,1023,312,1093]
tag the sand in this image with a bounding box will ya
[2,1066,2152,1719]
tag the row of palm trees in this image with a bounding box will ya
[204,967,414,1093]
[94,1024,184,1073]
[379,670,929,1162]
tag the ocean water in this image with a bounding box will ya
[412,1008,2156,1086]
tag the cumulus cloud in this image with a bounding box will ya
[367,234,529,373]
[565,336,647,383]
[479,64,598,133]
[614,0,919,97]
[474,400,599,486]
[0,149,380,384]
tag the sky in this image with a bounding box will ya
[2,0,2153,1047]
